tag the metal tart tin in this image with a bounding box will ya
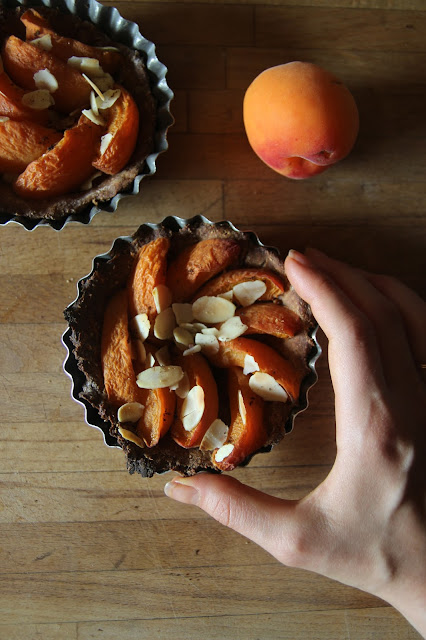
[0,0,174,231]
[62,215,322,470]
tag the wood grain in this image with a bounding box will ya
[0,1,424,638]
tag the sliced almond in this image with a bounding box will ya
[200,419,229,451]
[95,45,121,52]
[118,426,145,448]
[218,316,247,342]
[192,296,236,324]
[68,56,104,78]
[99,132,113,156]
[0,116,9,123]
[153,284,173,313]
[183,344,202,356]
[96,73,114,93]
[21,90,54,110]
[249,371,288,403]
[214,443,235,463]
[30,34,52,51]
[33,68,58,93]
[194,332,219,354]
[233,280,267,307]
[145,352,156,369]
[218,289,234,301]
[171,371,190,399]
[117,401,144,424]
[81,108,105,126]
[130,313,150,342]
[181,385,204,431]
[90,90,99,116]
[201,327,220,337]
[97,88,121,109]
[238,390,247,425]
[81,72,104,99]
[172,303,193,326]
[137,365,183,389]
[243,354,260,375]
[154,307,176,341]
[131,339,146,363]
[155,345,171,366]
[173,326,194,348]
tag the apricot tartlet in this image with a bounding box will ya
[0,3,172,227]
[63,217,320,477]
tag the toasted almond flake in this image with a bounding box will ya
[173,326,194,348]
[131,339,146,363]
[172,303,193,325]
[192,296,236,324]
[21,89,54,110]
[200,419,229,451]
[33,68,58,93]
[145,352,156,368]
[80,170,102,190]
[194,332,219,354]
[249,371,288,403]
[81,72,104,99]
[117,401,144,423]
[171,371,190,398]
[97,88,121,109]
[233,280,267,307]
[81,108,105,126]
[179,322,198,335]
[30,34,52,51]
[201,327,220,337]
[96,45,121,52]
[96,73,114,93]
[99,132,113,156]
[181,385,204,431]
[118,426,145,448]
[238,390,247,425]
[214,443,235,463]
[0,116,9,123]
[90,90,99,115]
[183,344,202,356]
[219,289,234,301]
[218,316,247,342]
[137,365,183,389]
[130,314,150,342]
[154,307,176,341]
[155,345,171,366]
[68,56,104,77]
[153,284,172,313]
[243,354,260,376]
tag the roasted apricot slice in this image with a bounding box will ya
[21,9,122,74]
[237,302,302,339]
[193,268,285,302]
[101,289,145,406]
[2,35,92,113]
[171,351,219,448]
[213,367,266,471]
[92,85,139,175]
[127,237,171,321]
[167,238,241,302]
[209,336,301,402]
[0,68,49,124]
[13,114,103,199]
[136,387,175,448]
[0,118,61,173]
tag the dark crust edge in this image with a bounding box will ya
[0,5,157,221]
[64,218,318,477]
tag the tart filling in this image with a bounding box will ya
[64,218,318,477]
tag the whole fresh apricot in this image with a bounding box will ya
[243,61,359,179]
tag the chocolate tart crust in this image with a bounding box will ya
[64,217,319,477]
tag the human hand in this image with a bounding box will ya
[164,249,426,637]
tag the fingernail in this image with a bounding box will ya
[287,249,311,266]
[164,477,200,505]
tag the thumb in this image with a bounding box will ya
[164,473,302,565]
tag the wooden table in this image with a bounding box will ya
[1,1,425,638]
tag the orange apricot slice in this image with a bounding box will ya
[0,119,61,173]
[92,85,139,175]
[209,336,301,402]
[127,237,171,321]
[21,9,122,74]
[171,351,219,448]
[193,268,285,302]
[213,367,266,471]
[167,238,241,302]
[2,35,92,113]
[136,387,175,448]
[13,114,103,199]
[236,303,302,339]
[0,69,49,124]
[101,289,145,406]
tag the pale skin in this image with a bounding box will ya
[164,249,426,638]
